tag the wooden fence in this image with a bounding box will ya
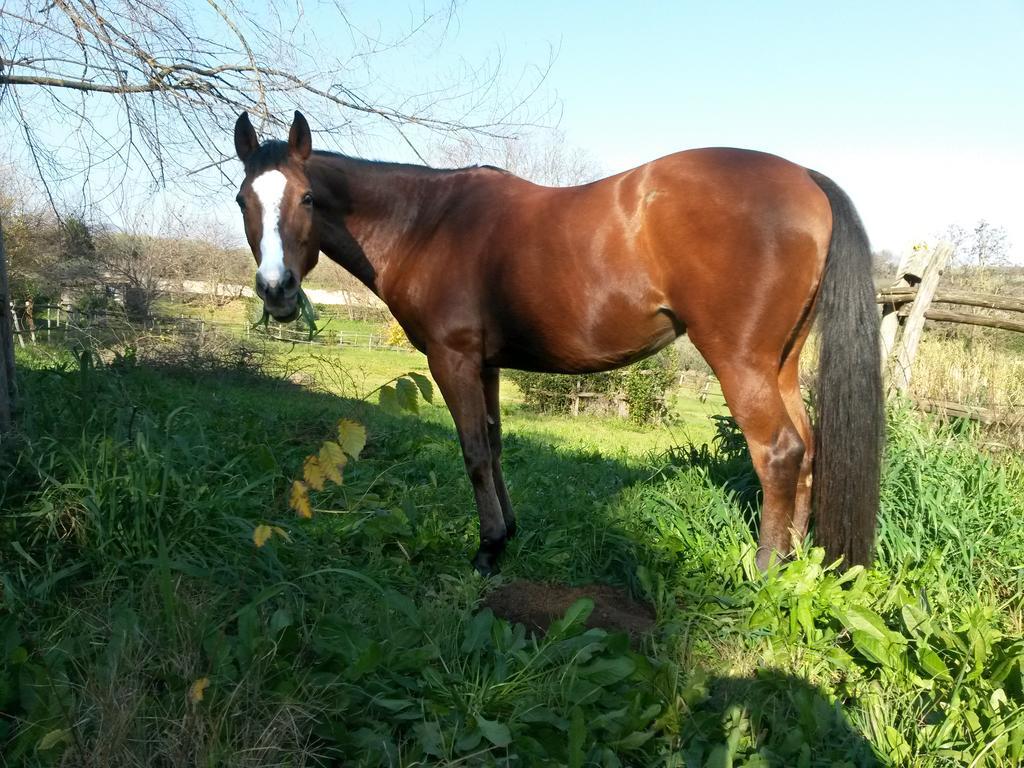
[877,242,1024,427]
[10,252,1024,430]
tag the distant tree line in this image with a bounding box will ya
[1,178,250,318]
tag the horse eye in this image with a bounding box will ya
[236,194,246,210]
[301,191,314,207]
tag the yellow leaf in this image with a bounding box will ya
[303,455,325,490]
[290,480,312,519]
[253,524,273,548]
[319,441,347,484]
[337,419,367,459]
[188,677,210,703]
[38,728,71,751]
[272,526,290,541]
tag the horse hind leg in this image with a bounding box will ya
[712,357,806,570]
[778,326,815,544]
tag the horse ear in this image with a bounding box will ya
[289,110,312,161]
[234,112,259,162]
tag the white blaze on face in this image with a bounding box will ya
[251,170,288,285]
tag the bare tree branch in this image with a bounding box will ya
[0,0,554,429]
[0,0,551,207]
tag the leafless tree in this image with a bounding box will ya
[0,1,545,194]
[433,128,601,186]
[0,0,550,437]
[92,229,167,319]
[870,249,897,282]
[967,220,1009,271]
[941,221,1010,271]
[939,219,1011,294]
[0,164,63,299]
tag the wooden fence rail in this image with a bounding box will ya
[879,287,1024,314]
[915,398,1023,428]
[895,306,1024,335]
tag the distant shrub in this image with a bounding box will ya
[73,288,119,315]
[507,347,678,425]
[384,319,413,348]
[506,369,614,414]
[622,351,678,424]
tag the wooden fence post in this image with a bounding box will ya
[24,298,35,343]
[887,241,954,394]
[0,218,14,437]
[11,303,24,348]
[880,246,932,362]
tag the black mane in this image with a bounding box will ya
[247,140,510,177]
[312,149,511,177]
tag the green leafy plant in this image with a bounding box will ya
[6,325,1024,766]
[251,286,320,340]
[287,371,433,521]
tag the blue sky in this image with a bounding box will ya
[343,0,1024,261]
[9,1,1020,262]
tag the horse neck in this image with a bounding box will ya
[308,153,462,297]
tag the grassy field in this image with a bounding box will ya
[2,328,1024,766]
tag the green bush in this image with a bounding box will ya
[507,347,679,425]
[506,368,615,413]
[72,288,120,315]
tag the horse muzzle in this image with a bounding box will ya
[255,269,300,322]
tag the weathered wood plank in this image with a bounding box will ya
[897,307,1024,334]
[915,398,1023,427]
[889,242,954,393]
[879,287,1024,314]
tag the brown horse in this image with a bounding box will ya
[233,111,883,575]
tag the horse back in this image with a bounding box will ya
[385,149,832,373]
[475,149,831,371]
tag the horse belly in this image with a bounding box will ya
[489,296,680,374]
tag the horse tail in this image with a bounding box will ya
[808,170,884,567]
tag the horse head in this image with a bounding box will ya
[234,110,318,322]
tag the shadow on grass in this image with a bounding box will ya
[9,354,770,613]
[13,350,763,586]
[682,670,878,767]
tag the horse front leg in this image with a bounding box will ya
[428,346,508,575]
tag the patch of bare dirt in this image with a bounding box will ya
[483,580,655,644]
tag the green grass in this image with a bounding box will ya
[2,338,1024,766]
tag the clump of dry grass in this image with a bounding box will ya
[48,583,327,768]
[794,322,1024,447]
[910,334,1024,409]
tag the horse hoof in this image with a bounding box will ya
[755,549,771,572]
[755,547,788,572]
[472,549,500,577]
[472,536,506,576]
